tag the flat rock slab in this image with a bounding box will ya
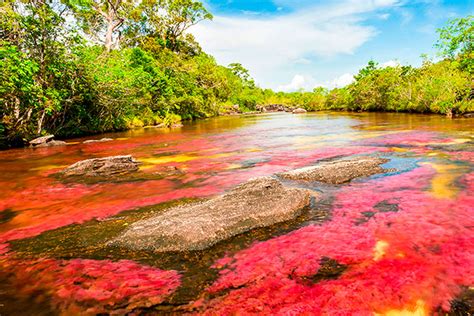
[278,157,390,184]
[61,155,140,177]
[110,177,312,252]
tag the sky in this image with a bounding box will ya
[190,0,473,91]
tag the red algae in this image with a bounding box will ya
[200,166,474,314]
[0,113,472,314]
[359,131,454,147]
[0,183,220,243]
[0,257,181,315]
[0,243,9,256]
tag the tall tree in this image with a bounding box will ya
[436,15,474,73]
[125,0,212,52]
[66,0,131,51]
[1,0,82,139]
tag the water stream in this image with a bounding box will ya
[0,112,472,315]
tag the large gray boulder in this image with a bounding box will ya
[279,157,390,184]
[110,177,312,252]
[61,155,140,177]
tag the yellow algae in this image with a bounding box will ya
[30,165,68,171]
[207,152,235,159]
[376,300,427,316]
[246,147,263,152]
[419,162,465,199]
[139,152,233,166]
[373,240,389,261]
[140,155,198,165]
[225,164,242,170]
[390,147,409,153]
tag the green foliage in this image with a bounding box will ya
[325,88,353,110]
[0,2,472,148]
[354,60,379,81]
[436,15,473,73]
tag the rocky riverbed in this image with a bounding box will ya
[1,112,473,315]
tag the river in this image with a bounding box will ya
[0,112,473,315]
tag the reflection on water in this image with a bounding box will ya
[0,112,473,315]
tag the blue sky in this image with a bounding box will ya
[191,0,473,91]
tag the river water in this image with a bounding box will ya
[0,112,473,315]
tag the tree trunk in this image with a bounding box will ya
[105,18,114,52]
[37,110,46,135]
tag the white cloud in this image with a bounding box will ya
[278,72,356,92]
[278,75,317,92]
[191,0,402,89]
[381,59,400,67]
[331,73,355,87]
[292,58,312,65]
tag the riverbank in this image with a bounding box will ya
[2,107,473,150]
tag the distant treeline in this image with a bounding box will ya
[0,0,472,147]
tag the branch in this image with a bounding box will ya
[92,1,108,19]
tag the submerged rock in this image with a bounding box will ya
[110,177,312,252]
[61,155,140,177]
[292,108,307,114]
[279,157,390,184]
[83,138,113,144]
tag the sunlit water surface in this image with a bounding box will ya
[0,112,473,315]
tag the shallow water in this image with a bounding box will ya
[0,112,473,315]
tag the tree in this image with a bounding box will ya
[228,63,255,88]
[354,60,378,81]
[66,0,132,52]
[0,0,84,140]
[123,0,211,52]
[436,15,474,73]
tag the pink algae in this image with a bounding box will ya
[0,257,181,314]
[0,144,385,244]
[359,131,454,147]
[200,166,474,315]
[0,183,220,243]
[0,116,472,314]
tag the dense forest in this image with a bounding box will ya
[0,0,472,147]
